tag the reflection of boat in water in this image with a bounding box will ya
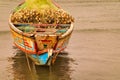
[12,49,72,80]
[9,1,74,66]
[11,50,31,80]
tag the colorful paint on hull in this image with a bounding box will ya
[9,23,73,65]
[30,53,49,65]
[10,28,37,54]
[55,34,71,52]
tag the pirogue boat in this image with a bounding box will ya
[9,1,74,66]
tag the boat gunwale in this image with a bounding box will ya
[9,20,74,39]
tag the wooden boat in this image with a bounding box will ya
[9,2,74,66]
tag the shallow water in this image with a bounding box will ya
[1,0,120,80]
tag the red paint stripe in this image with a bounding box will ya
[14,42,37,54]
[37,49,48,54]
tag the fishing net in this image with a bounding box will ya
[11,0,74,24]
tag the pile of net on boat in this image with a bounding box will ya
[11,0,74,34]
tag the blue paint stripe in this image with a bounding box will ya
[31,53,49,64]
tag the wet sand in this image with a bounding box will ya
[1,0,120,80]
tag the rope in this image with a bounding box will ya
[22,33,32,72]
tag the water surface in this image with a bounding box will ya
[1,0,120,80]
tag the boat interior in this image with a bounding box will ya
[14,23,71,35]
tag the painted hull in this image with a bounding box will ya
[9,22,73,65]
